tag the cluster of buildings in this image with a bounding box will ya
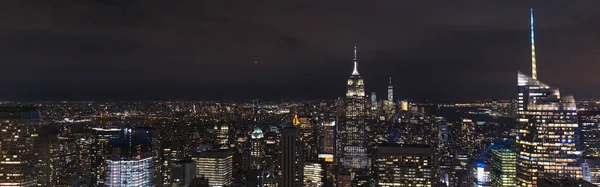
[1,9,600,187]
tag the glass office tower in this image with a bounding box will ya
[491,146,516,187]
[516,72,581,186]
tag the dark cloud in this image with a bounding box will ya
[0,0,599,101]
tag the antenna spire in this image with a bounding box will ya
[531,8,537,79]
[352,43,360,75]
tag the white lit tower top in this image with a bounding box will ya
[346,44,365,98]
[388,77,393,101]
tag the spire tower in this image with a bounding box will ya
[531,8,537,79]
[387,77,393,101]
[352,43,360,75]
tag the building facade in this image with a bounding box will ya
[191,149,233,187]
[491,146,516,187]
[0,107,42,187]
[374,145,435,187]
[280,126,303,187]
[516,72,581,186]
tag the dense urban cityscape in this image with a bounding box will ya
[1,1,600,187]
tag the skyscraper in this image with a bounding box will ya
[374,144,436,187]
[516,54,582,186]
[191,149,234,187]
[248,127,266,187]
[249,127,265,169]
[579,111,600,158]
[104,128,155,187]
[280,126,303,187]
[39,129,78,186]
[90,127,122,186]
[516,11,581,185]
[371,92,378,110]
[491,145,516,187]
[213,124,230,149]
[516,72,581,186]
[387,77,393,102]
[341,44,369,170]
[0,107,42,187]
[303,162,324,187]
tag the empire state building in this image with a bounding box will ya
[341,44,369,170]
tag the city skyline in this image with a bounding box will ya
[0,0,599,101]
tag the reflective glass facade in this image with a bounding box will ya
[516,72,581,186]
[491,147,516,187]
[105,157,153,187]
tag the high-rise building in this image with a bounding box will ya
[39,129,78,186]
[472,161,491,187]
[296,115,318,161]
[516,10,581,185]
[0,107,42,187]
[371,92,378,110]
[374,144,436,187]
[250,127,265,169]
[400,100,409,111]
[318,120,336,160]
[280,126,303,187]
[583,158,600,185]
[318,120,337,186]
[341,44,370,170]
[191,149,233,187]
[248,127,266,187]
[213,124,230,149]
[517,72,581,185]
[90,127,122,186]
[104,128,155,187]
[491,146,516,187]
[579,111,600,158]
[303,162,324,187]
[264,126,279,174]
[387,77,393,102]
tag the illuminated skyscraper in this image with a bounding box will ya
[90,127,122,186]
[250,127,265,169]
[515,10,582,186]
[341,44,369,170]
[374,144,436,187]
[387,77,393,102]
[579,111,600,158]
[303,162,324,187]
[213,124,230,149]
[371,92,378,110]
[516,72,581,186]
[191,149,233,187]
[39,130,78,186]
[491,146,516,187]
[104,128,155,187]
[0,107,42,187]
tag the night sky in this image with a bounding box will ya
[1,0,599,101]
